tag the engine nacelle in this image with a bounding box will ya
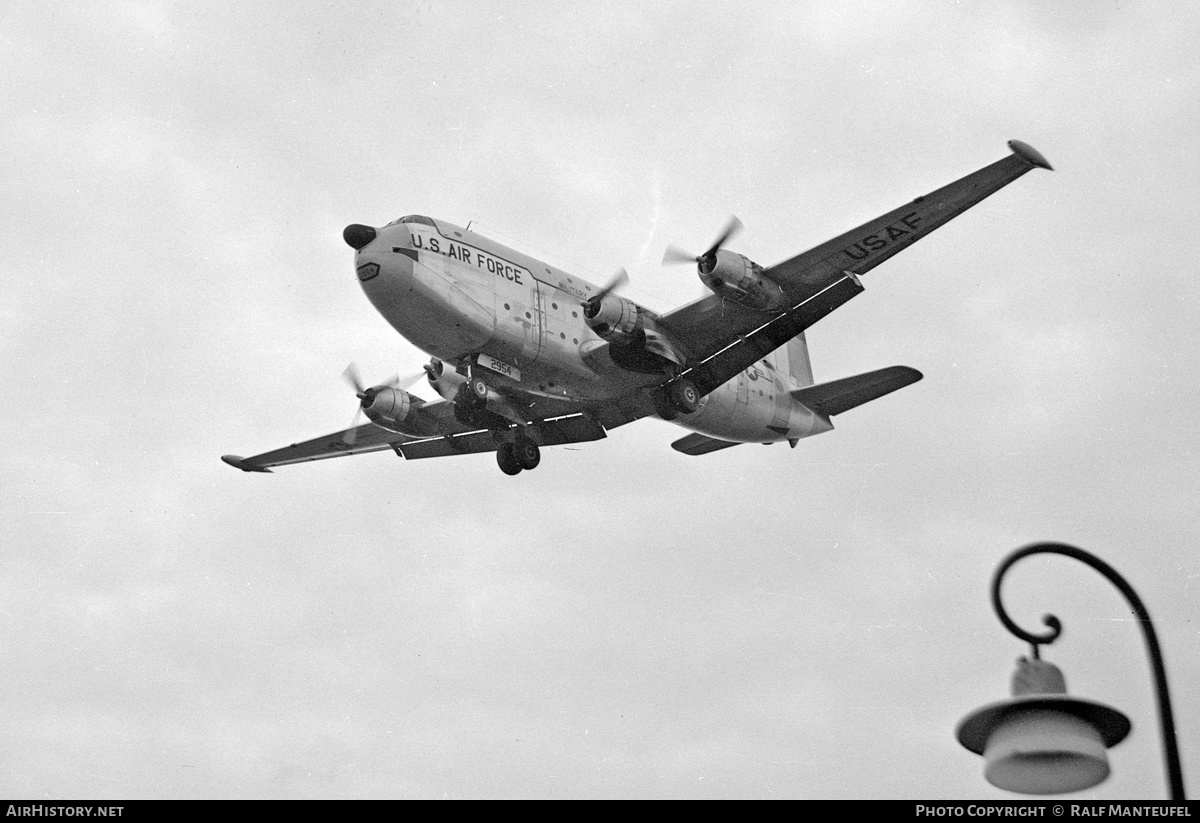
[361,386,425,435]
[699,249,784,311]
[426,358,463,401]
[582,294,645,346]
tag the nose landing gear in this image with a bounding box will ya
[467,374,490,405]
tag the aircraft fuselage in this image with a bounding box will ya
[353,215,828,445]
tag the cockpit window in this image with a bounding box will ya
[386,214,436,227]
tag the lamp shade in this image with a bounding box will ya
[957,659,1131,795]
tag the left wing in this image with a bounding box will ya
[660,141,1052,395]
[763,140,1051,293]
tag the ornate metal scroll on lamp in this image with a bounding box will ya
[955,542,1185,799]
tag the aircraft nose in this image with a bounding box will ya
[343,224,377,250]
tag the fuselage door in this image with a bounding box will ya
[490,259,542,368]
[528,283,546,364]
[735,370,750,407]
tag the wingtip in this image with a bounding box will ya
[221,454,272,473]
[1008,139,1053,171]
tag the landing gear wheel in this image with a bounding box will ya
[653,390,679,421]
[514,439,540,471]
[468,374,490,405]
[496,443,522,475]
[670,379,701,414]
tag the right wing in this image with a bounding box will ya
[223,397,475,471]
[223,401,612,472]
[395,413,606,460]
[221,424,415,472]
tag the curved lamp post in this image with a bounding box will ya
[956,542,1185,799]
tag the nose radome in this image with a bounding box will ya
[343,224,377,250]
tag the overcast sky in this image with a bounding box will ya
[3,0,1198,800]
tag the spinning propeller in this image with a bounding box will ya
[340,363,426,445]
[662,215,743,269]
[580,267,629,318]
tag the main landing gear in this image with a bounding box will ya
[496,437,541,475]
[654,378,701,420]
[455,369,542,476]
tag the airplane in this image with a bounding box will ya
[223,140,1051,476]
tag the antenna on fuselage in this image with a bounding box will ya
[465,220,474,232]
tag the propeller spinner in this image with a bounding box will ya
[580,267,630,319]
[662,215,743,272]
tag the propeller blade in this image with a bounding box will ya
[581,267,629,312]
[595,267,629,301]
[703,215,743,259]
[662,216,743,266]
[342,406,364,445]
[348,366,423,394]
[393,371,426,390]
[662,245,698,265]
[380,369,430,396]
[342,362,365,395]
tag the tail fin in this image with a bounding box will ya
[773,332,815,388]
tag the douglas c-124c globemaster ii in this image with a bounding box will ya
[223,140,1052,476]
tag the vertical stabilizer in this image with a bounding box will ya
[777,332,815,388]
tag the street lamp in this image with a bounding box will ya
[956,542,1186,799]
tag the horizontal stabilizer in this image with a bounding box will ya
[671,432,742,456]
[790,366,922,417]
